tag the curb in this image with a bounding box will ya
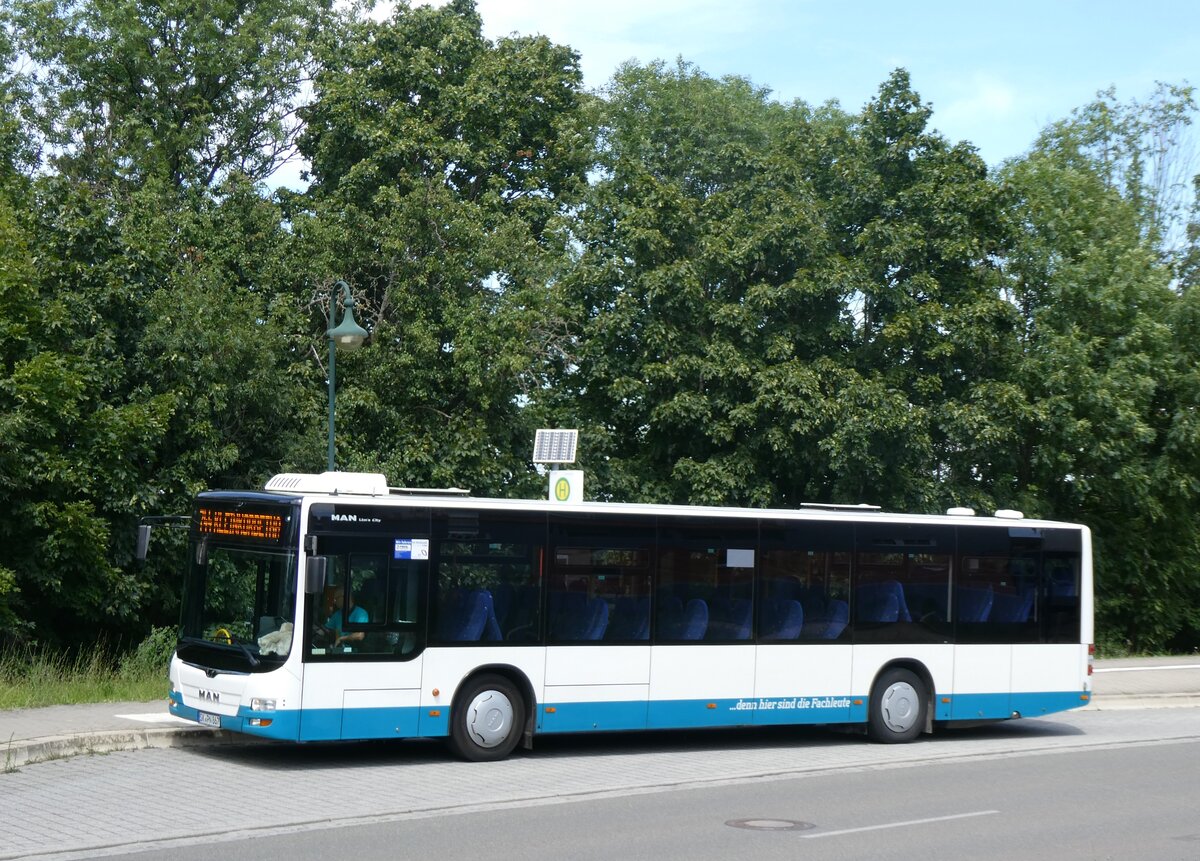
[4,726,242,772]
[1082,693,1200,711]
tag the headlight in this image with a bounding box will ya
[250,698,277,711]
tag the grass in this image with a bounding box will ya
[0,628,175,710]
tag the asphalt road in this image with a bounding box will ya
[3,705,1198,861]
[111,739,1200,861]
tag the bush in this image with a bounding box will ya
[118,627,178,680]
[0,628,177,710]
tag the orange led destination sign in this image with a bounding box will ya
[198,508,284,542]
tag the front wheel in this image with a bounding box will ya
[448,674,526,762]
[867,668,927,743]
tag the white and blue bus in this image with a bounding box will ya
[166,471,1093,760]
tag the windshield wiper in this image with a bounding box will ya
[232,639,260,667]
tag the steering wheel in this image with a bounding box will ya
[212,627,233,644]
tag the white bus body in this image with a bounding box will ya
[169,472,1093,759]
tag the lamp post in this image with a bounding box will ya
[326,280,368,471]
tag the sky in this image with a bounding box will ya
[457,0,1199,166]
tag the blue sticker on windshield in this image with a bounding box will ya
[394,538,430,560]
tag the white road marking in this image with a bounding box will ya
[1094,665,1200,673]
[801,809,1000,839]
[114,712,194,725]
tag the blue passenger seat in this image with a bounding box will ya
[957,586,994,623]
[436,588,495,641]
[821,599,849,638]
[659,597,709,640]
[761,599,804,640]
[856,580,910,623]
[802,598,848,639]
[991,589,1034,623]
[708,598,752,640]
[608,596,650,641]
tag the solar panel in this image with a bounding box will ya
[533,428,578,463]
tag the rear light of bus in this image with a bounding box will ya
[1088,644,1095,676]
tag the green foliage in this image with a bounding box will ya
[1002,96,1199,650]
[560,65,1014,512]
[11,0,329,188]
[289,0,590,493]
[117,626,178,680]
[0,0,1197,658]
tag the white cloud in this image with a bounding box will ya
[471,0,769,87]
[939,77,1017,125]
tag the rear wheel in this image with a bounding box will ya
[448,674,525,762]
[867,668,927,743]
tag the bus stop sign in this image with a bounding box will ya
[549,470,583,503]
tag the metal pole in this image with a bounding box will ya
[327,330,336,472]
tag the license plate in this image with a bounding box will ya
[197,711,221,728]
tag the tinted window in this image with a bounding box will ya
[656,518,757,642]
[430,511,544,644]
[549,514,653,643]
[854,524,955,644]
[956,526,1041,643]
[759,521,852,642]
[306,505,431,661]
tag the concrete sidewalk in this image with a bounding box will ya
[1,699,242,771]
[3,657,1198,770]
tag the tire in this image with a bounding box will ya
[448,674,526,762]
[867,667,927,743]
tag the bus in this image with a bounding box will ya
[164,471,1093,761]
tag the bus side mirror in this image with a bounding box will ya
[136,525,152,561]
[305,556,328,594]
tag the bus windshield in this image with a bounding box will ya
[177,539,298,673]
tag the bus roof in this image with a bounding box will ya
[198,472,1086,532]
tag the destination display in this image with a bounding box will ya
[198,507,286,543]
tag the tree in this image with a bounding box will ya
[1002,109,1196,650]
[560,65,1015,511]
[1038,83,1198,270]
[289,0,590,494]
[813,70,1021,512]
[11,0,328,188]
[0,0,326,648]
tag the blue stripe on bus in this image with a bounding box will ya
[944,690,1089,721]
[1011,689,1090,716]
[169,693,304,740]
[169,689,1088,742]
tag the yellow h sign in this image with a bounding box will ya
[548,470,583,503]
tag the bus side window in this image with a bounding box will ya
[956,526,1044,644]
[855,524,954,644]
[430,511,544,644]
[759,522,852,643]
[655,518,756,643]
[548,514,653,645]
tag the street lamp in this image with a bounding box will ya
[326,280,368,471]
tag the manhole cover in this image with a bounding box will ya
[726,818,815,832]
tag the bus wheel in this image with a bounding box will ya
[449,674,525,762]
[867,668,926,743]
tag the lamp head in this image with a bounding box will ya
[327,283,369,351]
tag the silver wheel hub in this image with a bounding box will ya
[465,689,514,748]
[879,681,919,733]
